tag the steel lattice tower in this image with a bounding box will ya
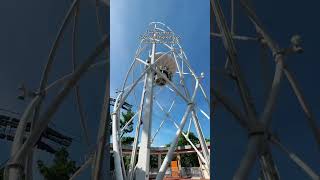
[111,22,211,180]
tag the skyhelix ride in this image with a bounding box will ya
[111,22,211,180]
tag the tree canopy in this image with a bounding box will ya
[0,168,3,180]
[119,110,134,137]
[110,109,136,171]
[37,147,78,180]
[164,132,201,167]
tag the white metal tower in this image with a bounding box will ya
[111,22,211,180]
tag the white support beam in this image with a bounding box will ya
[155,104,193,180]
[135,34,156,180]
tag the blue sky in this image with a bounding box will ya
[110,0,210,147]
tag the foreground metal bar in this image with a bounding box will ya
[6,1,81,179]
[44,60,107,92]
[92,61,110,180]
[271,137,320,180]
[212,2,261,178]
[234,136,264,180]
[5,96,41,180]
[211,1,317,179]
[211,32,258,41]
[69,157,93,180]
[71,1,91,147]
[212,0,257,127]
[259,145,280,180]
[5,36,108,180]
[283,68,320,150]
[39,0,80,92]
[212,0,284,179]
[233,1,286,179]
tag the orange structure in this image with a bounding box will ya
[171,160,180,177]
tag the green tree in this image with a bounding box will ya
[109,110,134,138]
[110,110,135,157]
[164,132,201,167]
[121,136,134,145]
[37,148,78,180]
[177,132,199,147]
[120,110,134,137]
[150,155,158,169]
[165,131,200,147]
[120,110,135,170]
[0,167,3,180]
[110,110,135,171]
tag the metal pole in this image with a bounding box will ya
[154,100,209,170]
[212,1,284,179]
[92,61,110,180]
[71,0,91,147]
[135,30,156,180]
[231,0,235,35]
[5,36,108,180]
[128,74,148,180]
[155,104,193,180]
[271,137,320,180]
[5,96,41,180]
[211,0,257,126]
[27,1,86,179]
[181,133,209,171]
[283,68,320,150]
[259,146,280,180]
[112,93,124,180]
[157,154,162,171]
[190,110,210,166]
[233,135,264,180]
[44,60,107,92]
[156,75,200,180]
[173,51,211,170]
[69,157,93,180]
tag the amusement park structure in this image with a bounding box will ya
[0,110,72,154]
[111,22,211,180]
[211,0,320,179]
